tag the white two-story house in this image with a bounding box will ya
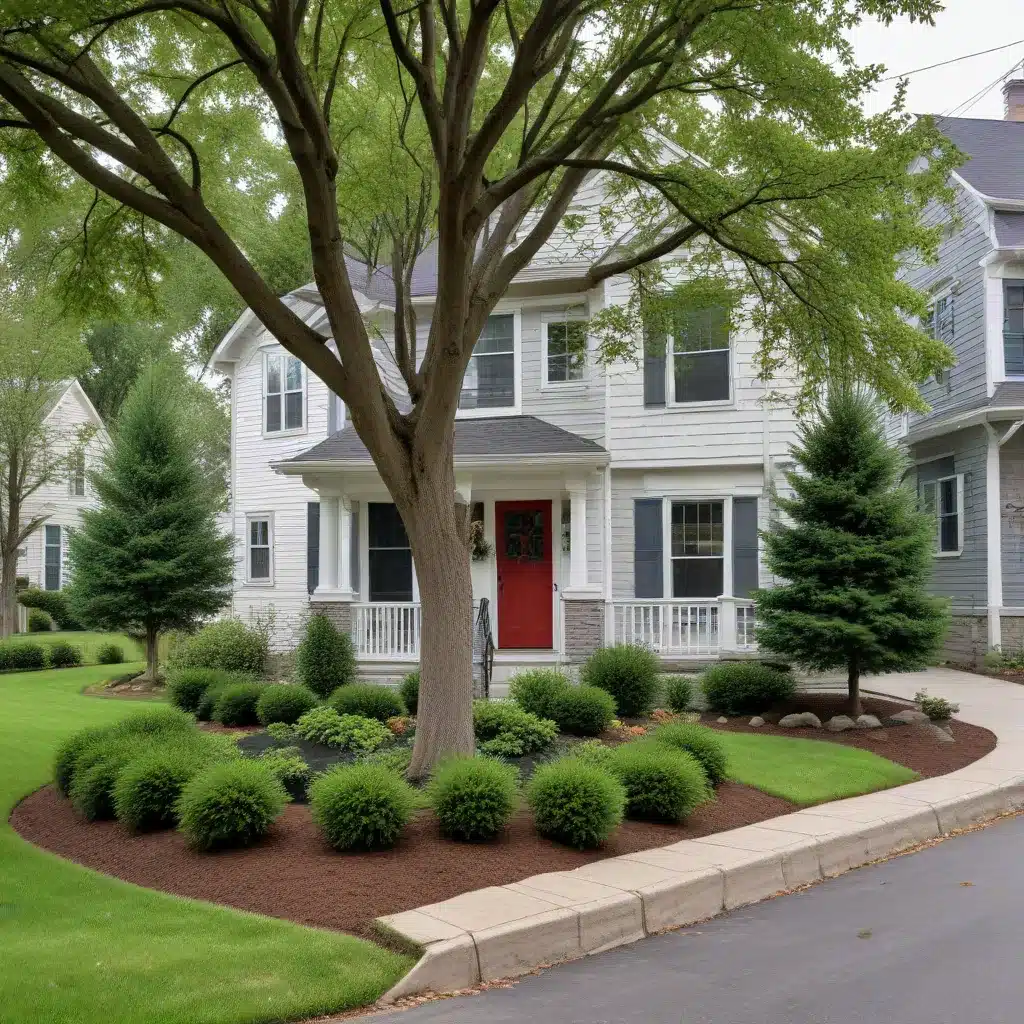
[213,186,798,679]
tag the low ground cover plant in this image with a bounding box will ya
[700,662,796,716]
[429,756,517,841]
[328,682,404,722]
[527,758,625,849]
[472,700,557,757]
[310,762,416,850]
[256,746,311,788]
[295,707,391,752]
[581,645,659,717]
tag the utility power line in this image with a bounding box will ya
[944,57,1024,117]
[880,39,1024,82]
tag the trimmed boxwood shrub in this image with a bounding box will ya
[69,737,148,820]
[48,641,82,668]
[17,587,82,629]
[256,683,319,726]
[113,745,207,831]
[472,700,557,757]
[27,609,52,632]
[508,669,570,720]
[399,670,419,716]
[663,675,694,713]
[296,614,357,698]
[549,685,616,736]
[310,762,416,851]
[97,642,125,665]
[652,722,729,785]
[173,618,268,676]
[0,640,46,671]
[176,760,286,851]
[54,724,112,796]
[212,682,266,726]
[328,682,404,722]
[609,742,711,823]
[700,663,795,716]
[580,645,659,718]
[527,759,625,849]
[168,668,226,714]
[429,756,518,841]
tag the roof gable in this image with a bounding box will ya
[932,116,1024,202]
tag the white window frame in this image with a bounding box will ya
[666,310,733,409]
[245,513,274,584]
[69,448,86,497]
[920,474,964,558]
[262,349,306,436]
[1003,278,1024,380]
[457,310,522,418]
[664,497,728,599]
[541,313,588,389]
[925,289,955,388]
[43,523,62,591]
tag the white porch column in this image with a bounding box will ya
[718,496,738,652]
[338,497,354,598]
[567,478,588,590]
[318,495,339,592]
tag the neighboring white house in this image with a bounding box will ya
[213,187,799,679]
[18,379,108,594]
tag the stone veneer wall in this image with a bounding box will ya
[562,599,606,663]
[945,614,988,667]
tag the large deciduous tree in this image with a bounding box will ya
[0,0,959,775]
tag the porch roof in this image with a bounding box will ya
[277,415,608,472]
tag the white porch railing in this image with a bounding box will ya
[352,603,421,660]
[611,599,758,657]
[736,602,758,650]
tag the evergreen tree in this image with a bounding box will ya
[66,363,233,682]
[755,391,948,716]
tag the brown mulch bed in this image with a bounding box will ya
[9,692,997,940]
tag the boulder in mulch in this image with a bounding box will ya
[918,722,955,743]
[889,709,931,726]
[778,712,823,729]
[749,716,765,728]
[716,716,729,724]
[855,715,882,729]
[825,715,857,732]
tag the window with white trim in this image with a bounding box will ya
[460,314,515,410]
[543,319,586,385]
[925,294,954,388]
[670,501,724,597]
[247,516,272,581]
[69,449,85,496]
[263,351,305,433]
[920,474,963,555]
[44,524,61,591]
[671,308,730,403]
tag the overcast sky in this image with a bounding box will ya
[848,0,1024,119]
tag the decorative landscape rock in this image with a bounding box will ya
[855,715,882,729]
[778,712,823,729]
[749,717,765,728]
[919,722,955,743]
[825,715,856,732]
[888,709,930,726]
[716,716,729,724]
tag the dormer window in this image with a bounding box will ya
[264,350,305,433]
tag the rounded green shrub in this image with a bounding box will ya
[112,706,196,738]
[527,759,625,849]
[212,682,266,726]
[0,640,46,671]
[429,756,517,841]
[508,669,570,719]
[48,641,82,668]
[310,762,415,851]
[296,613,357,698]
[113,745,206,830]
[176,760,286,851]
[328,682,404,722]
[96,642,125,665]
[472,700,557,757]
[256,683,319,726]
[580,645,659,718]
[700,663,795,716]
[399,670,419,715]
[27,609,52,632]
[168,668,226,714]
[609,742,711,823]
[54,724,113,796]
[652,722,729,785]
[173,618,268,676]
[663,675,694,713]
[196,682,227,721]
[69,737,147,820]
[565,738,615,769]
[549,685,616,736]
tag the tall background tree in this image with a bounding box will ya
[0,0,959,774]
[65,362,233,681]
[755,390,948,716]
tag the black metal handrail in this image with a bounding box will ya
[473,597,495,699]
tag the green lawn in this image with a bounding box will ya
[716,730,918,805]
[9,630,144,665]
[0,664,411,1024]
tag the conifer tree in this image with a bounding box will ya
[755,391,948,716]
[66,363,233,682]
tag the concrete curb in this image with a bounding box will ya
[376,671,1024,1002]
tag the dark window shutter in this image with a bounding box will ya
[307,502,320,594]
[642,318,666,408]
[634,498,663,598]
[350,501,360,595]
[732,497,759,598]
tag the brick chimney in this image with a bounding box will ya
[1004,78,1024,121]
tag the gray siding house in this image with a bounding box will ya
[896,79,1024,663]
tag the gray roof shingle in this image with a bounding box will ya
[287,415,607,465]
[932,116,1024,202]
[990,382,1024,408]
[994,211,1024,248]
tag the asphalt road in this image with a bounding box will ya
[371,813,1024,1023]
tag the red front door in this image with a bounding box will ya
[495,501,553,649]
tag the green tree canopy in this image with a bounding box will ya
[755,390,949,715]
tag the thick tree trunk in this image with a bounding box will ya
[847,657,862,718]
[0,549,18,637]
[143,626,159,683]
[404,487,475,780]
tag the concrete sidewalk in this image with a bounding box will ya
[378,668,1024,1001]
